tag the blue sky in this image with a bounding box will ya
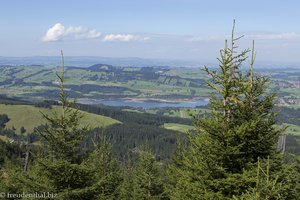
[1,0,300,64]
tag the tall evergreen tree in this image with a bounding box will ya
[14,51,121,200]
[37,51,88,163]
[166,22,289,199]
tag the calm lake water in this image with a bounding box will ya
[79,98,208,109]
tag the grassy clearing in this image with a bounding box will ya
[163,109,192,118]
[122,109,144,113]
[284,123,300,136]
[0,104,121,134]
[165,108,210,118]
[163,123,195,133]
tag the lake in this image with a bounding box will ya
[79,98,208,109]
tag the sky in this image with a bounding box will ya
[1,0,300,64]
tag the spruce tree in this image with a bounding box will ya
[14,51,121,200]
[14,51,92,199]
[37,51,88,163]
[166,22,285,199]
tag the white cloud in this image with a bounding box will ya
[247,32,300,40]
[103,34,149,42]
[42,23,101,42]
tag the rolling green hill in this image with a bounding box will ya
[0,65,300,108]
[0,65,209,101]
[0,104,121,134]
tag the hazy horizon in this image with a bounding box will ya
[0,55,299,68]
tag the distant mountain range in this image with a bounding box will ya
[0,56,209,68]
[0,56,299,68]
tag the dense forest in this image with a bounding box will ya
[1,28,300,200]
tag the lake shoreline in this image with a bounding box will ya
[79,97,210,103]
[78,97,209,109]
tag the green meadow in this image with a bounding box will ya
[163,123,195,133]
[0,104,120,134]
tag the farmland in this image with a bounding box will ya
[0,64,300,109]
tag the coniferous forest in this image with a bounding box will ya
[1,25,300,200]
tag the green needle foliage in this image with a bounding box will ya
[13,51,121,200]
[119,146,166,200]
[85,133,122,200]
[37,51,88,163]
[166,21,297,199]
